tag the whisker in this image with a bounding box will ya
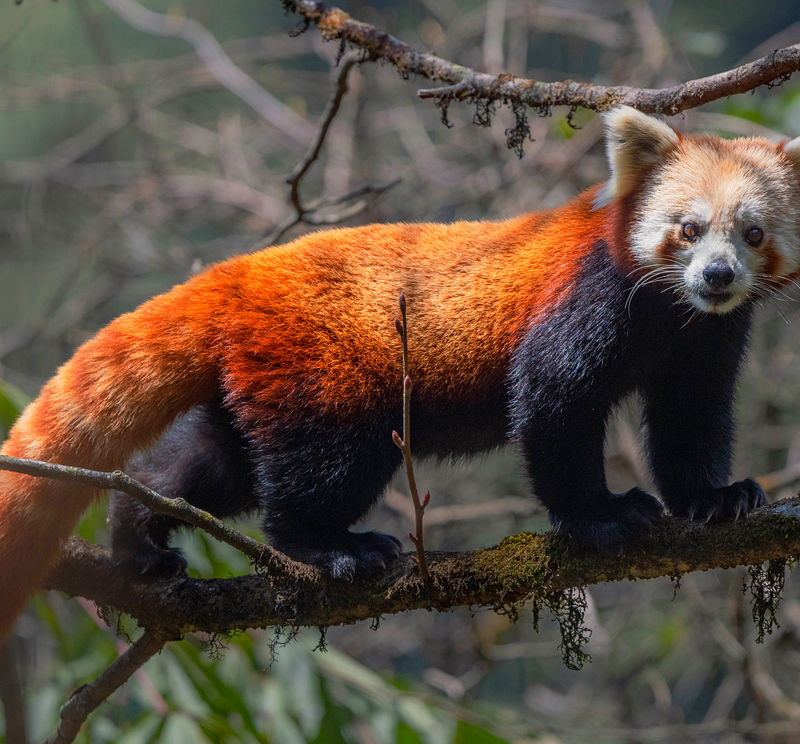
[751,280,795,302]
[680,309,700,329]
[624,266,685,316]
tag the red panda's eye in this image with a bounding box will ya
[682,222,698,240]
[745,226,764,247]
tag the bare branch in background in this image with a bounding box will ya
[282,0,800,116]
[287,56,359,211]
[384,489,538,527]
[261,55,400,246]
[102,0,315,146]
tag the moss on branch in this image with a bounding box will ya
[43,498,800,636]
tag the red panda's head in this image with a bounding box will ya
[596,106,800,314]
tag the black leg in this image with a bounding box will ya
[516,400,663,548]
[642,308,763,522]
[508,245,665,549]
[643,355,764,522]
[249,415,403,579]
[109,400,255,576]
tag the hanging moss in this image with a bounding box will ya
[206,630,242,661]
[267,625,302,667]
[746,559,787,643]
[670,573,683,600]
[531,587,592,670]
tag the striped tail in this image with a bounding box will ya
[0,281,219,639]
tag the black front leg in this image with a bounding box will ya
[509,243,664,549]
[643,312,764,522]
[516,400,662,548]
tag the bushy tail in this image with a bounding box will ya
[0,281,219,639]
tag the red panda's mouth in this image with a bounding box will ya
[699,289,733,304]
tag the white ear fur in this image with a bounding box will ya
[593,106,679,208]
[783,135,800,168]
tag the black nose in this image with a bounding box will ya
[702,262,735,288]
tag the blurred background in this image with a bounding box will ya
[1,1,800,742]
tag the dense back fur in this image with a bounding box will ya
[0,196,608,638]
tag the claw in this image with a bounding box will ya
[679,478,766,526]
[550,487,663,550]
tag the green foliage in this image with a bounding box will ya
[17,624,520,744]
[0,379,28,439]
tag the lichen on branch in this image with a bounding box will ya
[280,0,800,149]
[40,498,800,637]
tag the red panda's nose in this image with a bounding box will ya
[702,262,735,289]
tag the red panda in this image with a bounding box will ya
[1,107,799,639]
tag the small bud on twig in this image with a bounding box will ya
[404,375,413,394]
[421,491,430,509]
[398,293,406,314]
[392,430,404,448]
[394,317,404,337]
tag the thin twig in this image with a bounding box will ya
[260,56,399,247]
[282,0,800,116]
[391,294,433,592]
[0,454,296,575]
[43,629,169,744]
[287,56,358,213]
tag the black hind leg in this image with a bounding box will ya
[251,416,403,579]
[109,399,254,576]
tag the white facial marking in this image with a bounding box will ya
[628,139,800,314]
[681,227,751,314]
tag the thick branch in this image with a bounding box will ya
[0,641,26,744]
[282,0,800,115]
[43,499,800,635]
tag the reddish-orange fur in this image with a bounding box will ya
[5,109,797,638]
[0,188,609,639]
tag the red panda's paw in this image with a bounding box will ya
[550,487,664,550]
[113,544,189,578]
[678,478,766,524]
[275,531,403,581]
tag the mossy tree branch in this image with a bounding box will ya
[40,498,800,636]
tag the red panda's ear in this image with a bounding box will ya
[594,106,678,208]
[783,135,800,170]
